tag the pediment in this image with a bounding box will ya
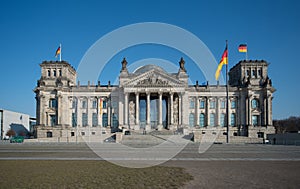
[124,69,185,88]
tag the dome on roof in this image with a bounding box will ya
[133,64,165,74]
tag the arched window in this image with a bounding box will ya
[251,99,259,109]
[230,113,236,126]
[189,113,195,127]
[47,70,51,77]
[220,113,226,127]
[199,113,205,127]
[59,69,62,76]
[209,113,215,126]
[53,70,56,77]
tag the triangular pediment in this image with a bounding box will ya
[124,69,185,88]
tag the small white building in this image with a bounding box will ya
[0,109,31,139]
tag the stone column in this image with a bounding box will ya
[195,97,199,126]
[107,98,111,127]
[245,96,249,126]
[178,93,182,126]
[158,92,163,130]
[87,97,92,127]
[216,97,219,126]
[57,95,62,125]
[205,97,209,126]
[146,92,151,131]
[170,92,174,126]
[264,97,267,126]
[135,92,140,130]
[248,96,252,126]
[40,95,45,125]
[124,93,128,128]
[98,97,102,127]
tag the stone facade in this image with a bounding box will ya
[34,58,276,142]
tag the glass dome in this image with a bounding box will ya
[133,64,165,74]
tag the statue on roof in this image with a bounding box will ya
[179,57,186,72]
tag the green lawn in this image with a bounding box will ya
[0,160,193,189]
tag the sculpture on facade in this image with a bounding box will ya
[129,101,135,125]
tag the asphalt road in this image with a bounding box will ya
[0,142,299,188]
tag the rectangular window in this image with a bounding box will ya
[112,113,118,127]
[220,114,225,127]
[246,69,250,77]
[252,115,259,126]
[82,100,87,109]
[220,100,226,109]
[189,100,195,109]
[200,100,205,109]
[49,99,58,108]
[103,101,107,108]
[92,113,98,127]
[258,69,262,77]
[72,113,77,127]
[92,100,97,109]
[72,100,76,109]
[252,69,257,78]
[209,113,215,126]
[50,115,56,126]
[231,100,236,109]
[71,132,75,137]
[199,114,205,127]
[231,113,236,126]
[210,101,215,109]
[82,113,88,127]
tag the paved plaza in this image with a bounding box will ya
[0,142,299,188]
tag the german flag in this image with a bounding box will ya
[215,46,228,81]
[55,46,61,57]
[238,44,247,53]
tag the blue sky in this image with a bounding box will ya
[0,0,299,119]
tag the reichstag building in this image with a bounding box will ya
[34,58,275,142]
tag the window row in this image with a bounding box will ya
[49,98,108,109]
[72,99,107,109]
[47,69,62,77]
[245,68,263,78]
[189,113,236,127]
[189,99,236,109]
[71,113,118,127]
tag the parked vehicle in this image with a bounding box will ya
[10,136,24,143]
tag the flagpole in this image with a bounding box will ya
[245,43,248,61]
[59,43,62,62]
[225,40,229,144]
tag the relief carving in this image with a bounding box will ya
[136,73,169,86]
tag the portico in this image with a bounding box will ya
[123,90,183,131]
